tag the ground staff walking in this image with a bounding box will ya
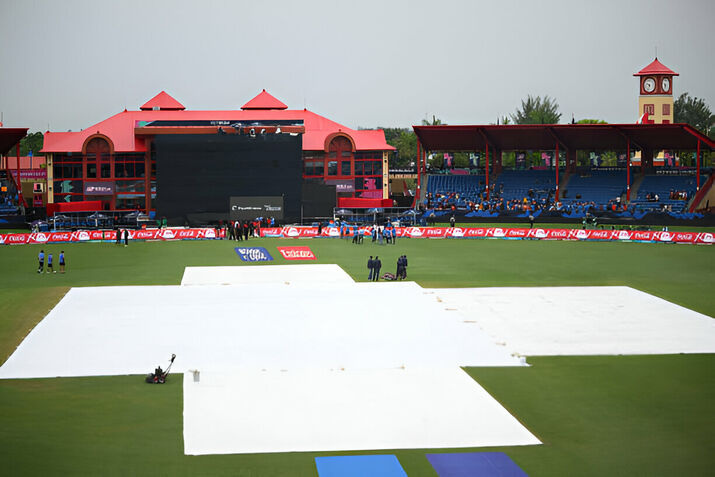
[47,252,54,273]
[367,256,374,281]
[37,249,45,273]
[59,251,66,273]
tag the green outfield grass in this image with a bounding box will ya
[0,237,713,476]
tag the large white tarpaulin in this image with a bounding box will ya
[183,368,541,455]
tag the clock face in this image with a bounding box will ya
[662,77,670,92]
[643,77,656,93]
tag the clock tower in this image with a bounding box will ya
[634,58,678,124]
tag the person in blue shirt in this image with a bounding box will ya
[47,252,54,274]
[59,251,66,274]
[37,249,44,273]
[352,224,359,244]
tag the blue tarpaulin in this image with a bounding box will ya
[426,452,527,477]
[315,455,407,477]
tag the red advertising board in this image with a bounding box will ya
[276,246,316,260]
[254,226,714,245]
[3,226,712,246]
[0,228,224,245]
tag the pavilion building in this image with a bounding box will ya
[41,90,394,217]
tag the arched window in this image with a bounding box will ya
[84,137,112,179]
[328,136,353,176]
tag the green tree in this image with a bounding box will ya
[577,119,608,124]
[511,95,561,124]
[375,127,417,168]
[421,115,443,126]
[674,93,714,137]
[8,131,44,157]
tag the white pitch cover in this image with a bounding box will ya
[182,367,541,455]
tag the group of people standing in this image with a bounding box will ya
[367,254,408,281]
[115,229,129,246]
[371,225,397,245]
[367,255,382,281]
[224,217,275,241]
[226,220,256,241]
[37,249,65,274]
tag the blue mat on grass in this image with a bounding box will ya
[315,455,407,477]
[426,452,527,477]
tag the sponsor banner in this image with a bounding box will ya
[277,246,316,260]
[230,196,284,221]
[84,181,115,195]
[11,169,47,182]
[235,247,273,262]
[4,227,711,245]
[259,227,284,238]
[0,228,223,245]
[325,179,355,192]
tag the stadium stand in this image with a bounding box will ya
[496,169,555,202]
[422,168,709,220]
[631,173,703,213]
[562,170,625,204]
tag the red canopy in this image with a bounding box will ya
[0,128,28,155]
[413,123,713,152]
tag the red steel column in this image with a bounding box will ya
[16,143,24,208]
[145,138,152,212]
[626,140,631,202]
[555,143,559,200]
[415,140,421,208]
[696,139,701,190]
[485,143,490,202]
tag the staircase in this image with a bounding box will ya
[628,174,645,204]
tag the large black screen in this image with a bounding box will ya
[154,133,302,225]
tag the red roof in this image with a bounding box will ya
[140,91,185,110]
[2,156,46,169]
[413,124,713,152]
[41,91,394,154]
[241,89,288,110]
[0,128,28,155]
[634,58,679,77]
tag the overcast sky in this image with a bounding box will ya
[1,0,713,133]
